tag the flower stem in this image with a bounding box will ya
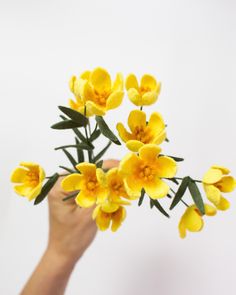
[174,177,202,183]
[84,107,93,162]
[140,106,143,111]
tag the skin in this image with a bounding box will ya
[20,159,119,295]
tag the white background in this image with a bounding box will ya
[1,0,236,294]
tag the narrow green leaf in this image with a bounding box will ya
[160,154,184,162]
[150,199,154,208]
[90,129,101,141]
[169,176,190,210]
[151,199,170,218]
[75,138,84,163]
[62,192,78,202]
[34,173,59,205]
[96,160,103,168]
[62,148,77,168]
[93,141,112,163]
[54,143,94,151]
[51,120,84,130]
[59,166,76,173]
[58,106,88,127]
[138,189,145,206]
[188,179,205,215]
[95,116,121,145]
[60,115,87,142]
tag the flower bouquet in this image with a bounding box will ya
[10,67,236,238]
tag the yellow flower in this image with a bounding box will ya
[76,67,124,116]
[125,73,161,106]
[178,204,217,239]
[119,144,177,200]
[92,205,126,232]
[10,162,45,201]
[61,162,109,208]
[116,110,166,152]
[202,165,235,211]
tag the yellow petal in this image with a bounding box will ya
[61,174,83,191]
[20,162,39,170]
[101,201,119,213]
[76,163,96,176]
[155,156,177,178]
[153,130,166,145]
[127,88,142,106]
[75,191,96,208]
[106,90,124,110]
[95,186,109,204]
[39,166,46,182]
[111,207,126,232]
[178,218,187,239]
[216,196,230,211]
[10,167,28,183]
[203,184,221,205]
[86,101,106,116]
[92,205,100,220]
[69,98,80,111]
[126,140,144,152]
[69,76,77,93]
[203,168,223,184]
[183,206,204,232]
[96,168,106,186]
[144,178,169,199]
[81,80,95,102]
[96,209,111,231]
[123,177,142,199]
[27,184,42,201]
[140,74,157,91]
[216,176,235,193]
[128,110,146,132]
[119,153,141,176]
[141,91,158,105]
[112,73,123,91]
[148,112,165,136]
[14,184,33,197]
[125,74,139,90]
[139,144,162,163]
[80,70,91,80]
[116,123,133,142]
[211,165,230,175]
[90,67,111,92]
[204,204,217,216]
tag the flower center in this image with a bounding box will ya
[94,90,110,106]
[138,165,154,181]
[111,180,124,196]
[86,179,98,191]
[139,86,151,96]
[133,126,151,143]
[26,171,39,187]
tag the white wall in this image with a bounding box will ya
[1,0,236,294]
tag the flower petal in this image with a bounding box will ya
[126,140,144,152]
[204,204,217,216]
[155,156,177,178]
[203,184,221,205]
[216,196,230,211]
[141,91,158,105]
[106,90,124,110]
[90,67,111,92]
[211,165,230,175]
[128,110,146,132]
[140,74,158,91]
[123,177,142,199]
[76,163,96,176]
[14,184,33,197]
[86,101,106,116]
[96,168,106,186]
[125,74,139,90]
[95,187,109,204]
[183,206,204,232]
[27,184,42,201]
[119,153,141,176]
[178,218,187,239]
[144,178,169,199]
[148,112,165,136]
[75,191,96,208]
[112,73,123,91]
[61,174,83,191]
[116,123,133,142]
[203,168,223,184]
[80,70,91,80]
[10,167,28,183]
[139,144,162,163]
[20,162,39,170]
[216,176,235,193]
[101,201,119,213]
[111,206,126,232]
[95,209,111,231]
[127,88,142,106]
[153,130,166,145]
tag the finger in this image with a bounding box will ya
[103,159,120,170]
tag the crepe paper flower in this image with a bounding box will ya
[61,162,109,208]
[202,165,235,211]
[92,205,126,232]
[116,110,166,152]
[178,204,217,239]
[125,73,161,106]
[10,162,45,201]
[119,144,177,200]
[76,67,124,116]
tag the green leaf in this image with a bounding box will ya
[90,129,101,141]
[150,199,170,218]
[58,106,88,127]
[188,179,205,215]
[34,173,59,205]
[59,166,76,173]
[62,149,77,168]
[51,120,85,130]
[93,141,112,163]
[60,115,87,142]
[160,154,184,162]
[62,192,78,202]
[169,176,190,210]
[75,138,84,163]
[54,143,94,151]
[95,116,121,145]
[96,160,103,168]
[150,199,154,208]
[138,189,145,206]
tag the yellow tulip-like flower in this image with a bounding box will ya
[10,162,45,201]
[92,205,126,232]
[116,110,166,152]
[70,67,124,116]
[125,73,161,106]
[61,162,109,208]
[178,204,217,239]
[202,165,235,211]
[119,144,177,200]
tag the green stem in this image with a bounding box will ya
[173,177,202,183]
[140,106,143,111]
[84,107,93,162]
